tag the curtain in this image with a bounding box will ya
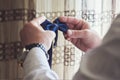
[0,0,36,80]
[0,0,120,80]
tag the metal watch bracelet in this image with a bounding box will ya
[25,43,49,60]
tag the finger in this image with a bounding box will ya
[59,16,89,29]
[64,33,72,41]
[59,16,79,24]
[67,29,90,38]
[46,30,56,41]
[67,23,75,29]
[31,16,46,25]
[30,16,46,28]
[70,38,78,45]
[59,16,83,25]
[24,16,47,31]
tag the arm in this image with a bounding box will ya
[59,15,120,80]
[73,14,120,80]
[23,47,58,80]
[20,16,59,80]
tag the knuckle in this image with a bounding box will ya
[73,31,78,35]
[83,29,90,36]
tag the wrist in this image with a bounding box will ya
[25,43,49,60]
[17,43,49,67]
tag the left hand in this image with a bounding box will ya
[20,16,56,51]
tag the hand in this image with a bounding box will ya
[20,16,56,51]
[59,16,101,52]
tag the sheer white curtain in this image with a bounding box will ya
[0,0,120,80]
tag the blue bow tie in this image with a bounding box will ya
[40,18,68,67]
[41,18,68,46]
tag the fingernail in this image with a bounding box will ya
[67,30,72,36]
[67,38,71,41]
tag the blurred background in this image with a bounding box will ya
[0,0,120,80]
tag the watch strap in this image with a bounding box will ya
[25,43,49,60]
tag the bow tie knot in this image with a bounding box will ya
[41,18,68,46]
[40,18,68,67]
[41,18,68,33]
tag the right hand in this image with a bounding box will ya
[59,16,101,52]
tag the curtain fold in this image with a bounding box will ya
[0,0,120,80]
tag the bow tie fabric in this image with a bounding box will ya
[41,18,68,33]
[40,18,68,67]
[41,18,68,46]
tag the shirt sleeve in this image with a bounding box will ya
[73,14,120,80]
[23,47,59,80]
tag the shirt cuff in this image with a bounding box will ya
[23,47,50,76]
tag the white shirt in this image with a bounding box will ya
[23,14,120,80]
[23,48,59,80]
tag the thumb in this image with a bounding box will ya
[46,30,56,41]
[43,31,56,51]
[67,29,90,38]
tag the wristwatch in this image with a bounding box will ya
[25,43,49,60]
